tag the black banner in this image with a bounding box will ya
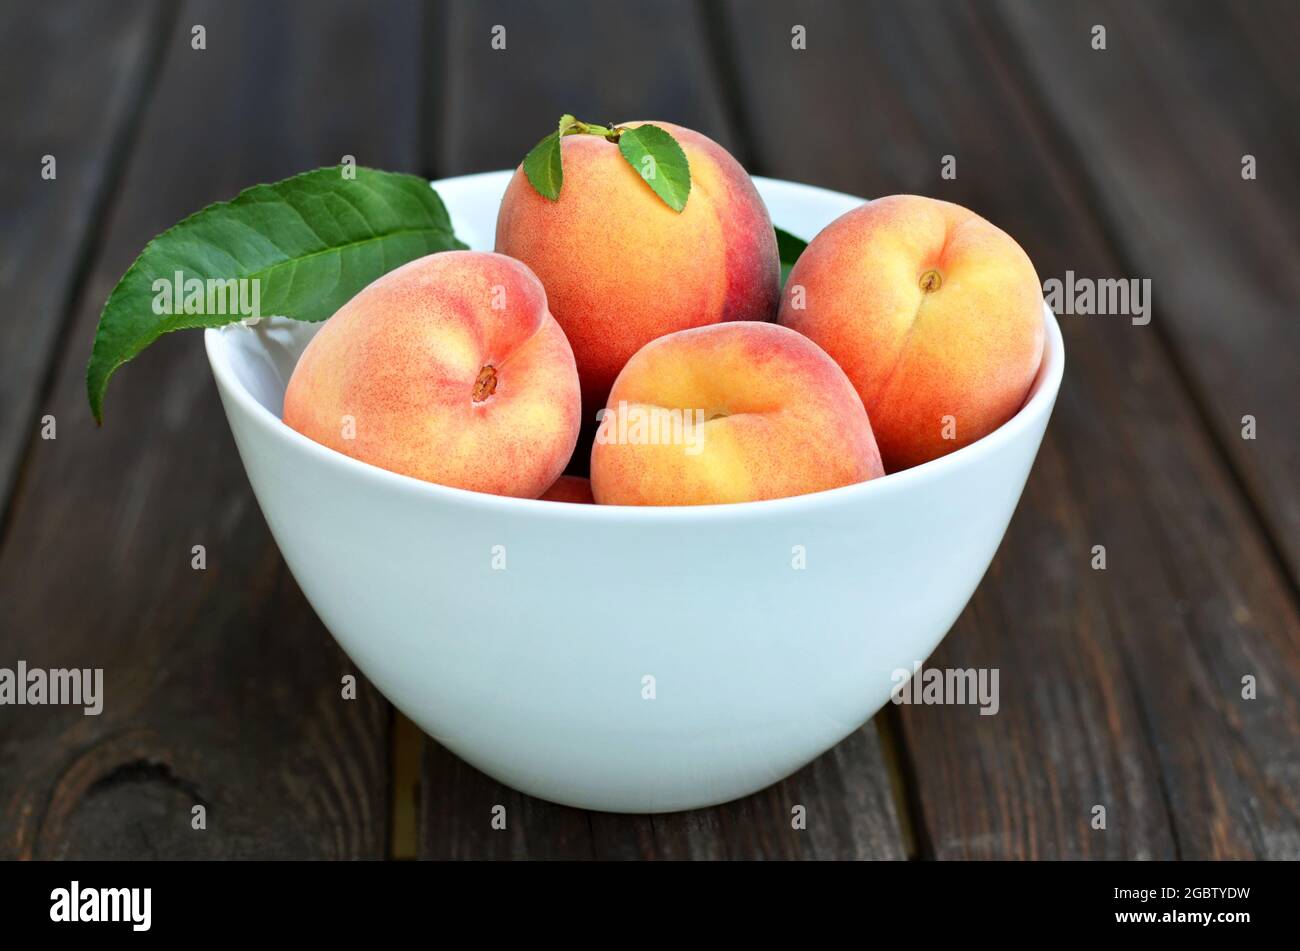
[0,860,1279,938]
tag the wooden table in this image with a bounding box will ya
[2,0,1297,860]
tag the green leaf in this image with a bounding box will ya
[86,165,467,423]
[523,131,563,201]
[775,226,808,288]
[617,124,691,212]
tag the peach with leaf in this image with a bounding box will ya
[495,116,780,417]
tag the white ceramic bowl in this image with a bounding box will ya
[206,173,1064,813]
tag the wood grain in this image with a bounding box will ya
[3,0,1295,862]
[996,0,1300,588]
[426,0,745,177]
[0,0,167,519]
[415,0,906,860]
[720,0,1300,858]
[421,722,904,859]
[0,0,425,858]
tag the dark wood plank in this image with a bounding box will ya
[427,0,745,176]
[996,0,1300,588]
[0,0,424,858]
[422,723,904,860]
[645,724,904,860]
[722,0,1300,858]
[420,743,597,860]
[0,0,166,516]
[417,0,906,859]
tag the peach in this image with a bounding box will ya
[778,195,1044,471]
[539,475,594,504]
[283,251,581,498]
[590,322,883,506]
[495,121,779,415]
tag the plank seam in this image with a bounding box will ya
[705,0,928,862]
[984,0,1300,614]
[420,0,449,180]
[878,706,932,860]
[0,0,180,554]
[696,0,761,170]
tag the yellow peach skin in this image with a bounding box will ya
[539,475,594,504]
[495,122,780,416]
[590,322,884,506]
[283,251,581,498]
[779,195,1044,472]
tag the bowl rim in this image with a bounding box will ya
[204,180,1065,524]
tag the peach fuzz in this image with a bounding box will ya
[283,251,580,498]
[590,322,883,506]
[495,121,779,415]
[778,195,1044,472]
[539,475,594,504]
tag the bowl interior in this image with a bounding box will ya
[208,173,1063,508]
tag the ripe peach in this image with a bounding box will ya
[283,251,581,498]
[590,322,883,506]
[539,475,594,504]
[495,122,780,415]
[778,195,1044,471]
